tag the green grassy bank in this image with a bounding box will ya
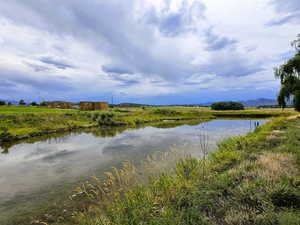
[7,114,299,225]
[0,106,293,144]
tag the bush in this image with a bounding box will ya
[40,101,48,107]
[19,99,26,105]
[30,102,38,106]
[153,109,182,116]
[211,101,244,110]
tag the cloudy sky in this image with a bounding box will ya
[0,0,299,104]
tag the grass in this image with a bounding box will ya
[58,115,300,225]
[0,105,295,146]
[0,106,79,114]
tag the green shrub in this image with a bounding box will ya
[211,101,244,110]
[153,109,182,116]
[278,211,300,225]
[30,101,38,106]
[270,183,300,208]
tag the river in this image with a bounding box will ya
[0,119,267,223]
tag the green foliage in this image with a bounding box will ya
[294,90,300,112]
[153,108,182,116]
[0,112,95,142]
[40,101,48,106]
[275,35,300,110]
[211,101,244,110]
[292,34,300,51]
[19,99,26,105]
[91,112,117,126]
[30,101,38,106]
[278,211,300,225]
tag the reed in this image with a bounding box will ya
[70,116,300,225]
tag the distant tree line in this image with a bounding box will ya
[211,101,244,110]
[0,100,48,106]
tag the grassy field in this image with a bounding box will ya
[0,106,295,144]
[6,114,300,225]
[0,106,79,114]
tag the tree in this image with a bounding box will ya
[275,35,300,111]
[30,102,38,106]
[294,90,300,112]
[0,101,5,106]
[40,101,48,107]
[211,101,244,110]
[19,99,26,105]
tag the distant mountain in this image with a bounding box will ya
[111,102,150,108]
[199,98,279,107]
[239,98,278,107]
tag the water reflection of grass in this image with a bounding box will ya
[0,106,293,145]
[1,119,208,152]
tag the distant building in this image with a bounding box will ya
[47,101,72,109]
[80,101,109,111]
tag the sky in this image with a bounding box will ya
[0,0,299,105]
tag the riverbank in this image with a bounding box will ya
[0,106,293,145]
[37,114,300,225]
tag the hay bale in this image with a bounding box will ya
[47,101,72,109]
[80,102,94,111]
[94,102,109,110]
[80,101,109,111]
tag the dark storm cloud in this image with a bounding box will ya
[107,73,141,87]
[0,0,211,81]
[271,0,300,13]
[159,13,186,36]
[40,57,74,70]
[0,0,275,103]
[0,80,17,88]
[267,0,300,26]
[102,65,133,75]
[146,1,206,37]
[102,64,140,87]
[267,13,300,26]
[199,57,265,77]
[205,29,237,51]
[0,69,73,92]
[26,63,51,72]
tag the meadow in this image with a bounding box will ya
[0,105,294,145]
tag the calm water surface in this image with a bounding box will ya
[0,119,267,216]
